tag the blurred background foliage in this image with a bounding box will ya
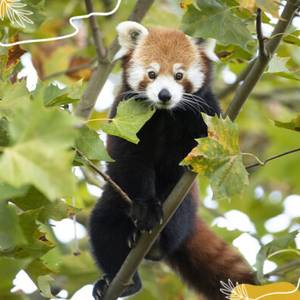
[0,0,299,299]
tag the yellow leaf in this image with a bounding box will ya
[180,0,192,10]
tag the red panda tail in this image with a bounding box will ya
[167,218,256,300]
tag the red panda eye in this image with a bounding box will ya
[175,72,183,80]
[148,71,157,79]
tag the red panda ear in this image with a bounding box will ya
[113,21,149,61]
[193,38,219,62]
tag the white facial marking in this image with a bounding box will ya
[173,63,184,73]
[147,62,160,73]
[186,62,205,92]
[127,61,145,90]
[146,75,183,109]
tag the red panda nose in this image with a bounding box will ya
[158,89,171,103]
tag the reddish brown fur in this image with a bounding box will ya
[135,28,199,74]
[168,218,256,299]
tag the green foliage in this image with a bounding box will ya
[181,1,253,50]
[256,232,298,282]
[0,96,77,200]
[0,257,30,295]
[0,201,26,251]
[101,100,156,144]
[183,114,249,200]
[75,125,113,162]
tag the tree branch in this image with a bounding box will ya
[217,60,255,100]
[246,147,300,170]
[84,0,107,63]
[225,0,298,120]
[75,149,133,205]
[101,2,299,299]
[76,0,155,120]
[256,8,267,59]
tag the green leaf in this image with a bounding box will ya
[181,3,252,50]
[43,84,80,107]
[0,201,26,251]
[37,275,54,298]
[56,251,99,295]
[0,183,29,201]
[0,99,78,200]
[0,257,30,294]
[267,56,289,73]
[0,81,29,118]
[76,126,113,161]
[101,100,156,144]
[274,115,300,132]
[255,232,298,282]
[18,209,54,254]
[283,30,300,47]
[266,56,300,81]
[182,114,249,200]
[11,187,74,222]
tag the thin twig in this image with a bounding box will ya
[84,0,107,62]
[256,8,267,59]
[80,166,103,187]
[246,147,300,170]
[264,259,300,277]
[43,58,97,80]
[75,148,133,205]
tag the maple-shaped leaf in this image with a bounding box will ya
[181,2,252,50]
[101,100,156,144]
[0,98,78,200]
[182,114,249,200]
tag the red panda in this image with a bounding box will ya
[89,21,256,300]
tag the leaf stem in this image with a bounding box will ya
[242,152,265,166]
[246,147,300,170]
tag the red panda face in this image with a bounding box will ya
[115,22,217,109]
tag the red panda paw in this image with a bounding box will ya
[92,275,110,300]
[129,199,163,234]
